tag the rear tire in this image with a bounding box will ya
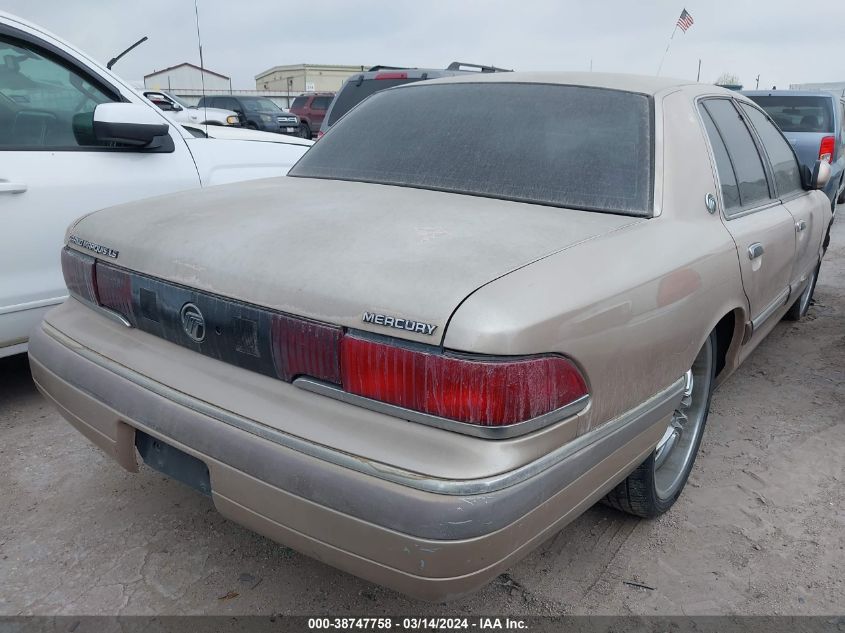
[604,332,715,518]
[298,123,311,139]
[783,261,820,321]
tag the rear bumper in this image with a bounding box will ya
[29,316,681,601]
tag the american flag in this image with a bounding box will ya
[676,8,694,32]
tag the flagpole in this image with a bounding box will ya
[656,24,679,76]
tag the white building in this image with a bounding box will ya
[255,64,367,93]
[144,62,231,93]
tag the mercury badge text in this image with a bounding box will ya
[362,312,437,335]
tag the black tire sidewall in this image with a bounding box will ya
[610,332,717,518]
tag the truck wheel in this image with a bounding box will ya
[783,261,820,321]
[299,123,311,139]
[604,332,715,518]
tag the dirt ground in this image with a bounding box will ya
[1,221,843,617]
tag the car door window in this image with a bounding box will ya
[740,103,803,198]
[701,99,772,214]
[217,98,238,112]
[311,97,331,110]
[698,104,740,212]
[0,35,115,149]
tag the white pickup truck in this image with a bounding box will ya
[0,12,312,358]
[143,90,242,127]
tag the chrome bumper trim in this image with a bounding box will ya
[40,322,683,497]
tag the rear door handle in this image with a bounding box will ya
[748,243,765,260]
[795,220,807,232]
[0,180,27,194]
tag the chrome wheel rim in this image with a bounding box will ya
[654,341,713,500]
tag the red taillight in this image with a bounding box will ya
[61,248,98,304]
[271,314,342,383]
[316,130,324,140]
[374,72,407,80]
[340,335,588,427]
[819,136,835,163]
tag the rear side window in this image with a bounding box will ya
[311,96,332,110]
[699,106,740,212]
[292,83,654,216]
[291,97,308,109]
[747,95,834,133]
[327,77,422,127]
[740,103,803,197]
[701,99,771,211]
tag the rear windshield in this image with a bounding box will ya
[747,95,834,133]
[291,83,653,216]
[327,77,422,127]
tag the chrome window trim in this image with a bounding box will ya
[694,95,780,220]
[294,377,591,439]
[41,322,683,496]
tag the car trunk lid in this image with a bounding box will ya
[68,177,643,345]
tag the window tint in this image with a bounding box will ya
[699,105,740,212]
[327,77,421,126]
[310,96,332,110]
[240,97,280,113]
[702,99,771,209]
[0,35,115,149]
[292,83,654,216]
[740,103,803,197]
[291,97,307,109]
[746,95,834,133]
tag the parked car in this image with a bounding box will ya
[30,73,833,601]
[143,90,240,127]
[743,90,845,211]
[289,92,334,138]
[0,12,310,359]
[181,122,313,147]
[196,95,299,136]
[319,62,511,138]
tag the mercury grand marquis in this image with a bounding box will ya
[29,72,834,601]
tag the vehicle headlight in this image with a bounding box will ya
[226,115,239,125]
[260,114,274,122]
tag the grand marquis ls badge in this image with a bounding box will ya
[68,235,119,259]
[180,303,206,343]
[362,312,437,336]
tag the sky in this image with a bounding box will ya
[4,0,845,91]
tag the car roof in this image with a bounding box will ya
[742,90,838,99]
[397,71,704,96]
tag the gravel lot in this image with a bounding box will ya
[1,221,843,616]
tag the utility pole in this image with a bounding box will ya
[696,59,701,82]
[755,74,760,89]
[589,58,593,72]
